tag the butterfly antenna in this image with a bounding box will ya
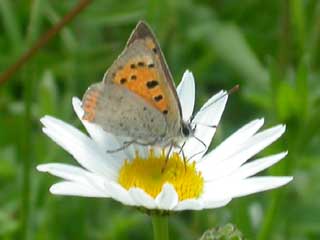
[200,84,239,113]
[194,123,217,128]
[176,142,187,171]
[162,144,173,173]
[228,84,240,95]
[189,84,239,123]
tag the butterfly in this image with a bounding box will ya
[81,21,195,152]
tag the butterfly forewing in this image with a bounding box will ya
[126,22,182,117]
[82,21,183,146]
[104,22,181,128]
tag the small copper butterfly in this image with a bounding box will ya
[81,21,194,150]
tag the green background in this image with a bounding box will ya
[0,0,319,239]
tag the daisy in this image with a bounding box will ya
[37,70,292,212]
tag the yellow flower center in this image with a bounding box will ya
[118,149,204,201]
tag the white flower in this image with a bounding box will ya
[37,70,292,211]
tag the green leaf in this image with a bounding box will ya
[290,0,306,52]
[295,59,309,117]
[26,0,45,45]
[190,20,268,91]
[0,0,23,51]
[37,70,58,116]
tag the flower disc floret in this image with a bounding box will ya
[118,150,204,201]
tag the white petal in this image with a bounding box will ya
[104,181,135,206]
[153,146,163,157]
[177,70,195,121]
[183,91,228,161]
[201,198,232,209]
[230,152,288,180]
[72,97,85,119]
[129,188,157,209]
[41,116,117,179]
[72,97,127,167]
[230,176,293,198]
[201,125,286,181]
[174,199,203,211]
[199,118,264,166]
[37,163,89,182]
[133,145,149,159]
[201,181,233,201]
[49,181,108,197]
[37,163,108,193]
[155,183,179,210]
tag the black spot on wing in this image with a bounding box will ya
[130,63,136,69]
[120,78,127,84]
[154,95,163,102]
[138,62,145,67]
[146,80,159,89]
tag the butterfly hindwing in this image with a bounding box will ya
[82,82,166,142]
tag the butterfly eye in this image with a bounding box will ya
[181,124,190,137]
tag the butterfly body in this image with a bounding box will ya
[82,21,194,148]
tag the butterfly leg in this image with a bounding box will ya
[106,140,135,153]
[129,139,158,146]
[176,142,187,171]
[161,143,173,173]
[161,142,188,172]
[107,138,160,154]
[188,142,208,160]
[186,132,209,160]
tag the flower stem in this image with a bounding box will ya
[151,214,169,240]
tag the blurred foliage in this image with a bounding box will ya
[199,224,244,240]
[0,0,319,239]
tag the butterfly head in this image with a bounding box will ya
[180,121,195,139]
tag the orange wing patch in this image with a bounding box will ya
[113,57,169,114]
[82,88,101,121]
